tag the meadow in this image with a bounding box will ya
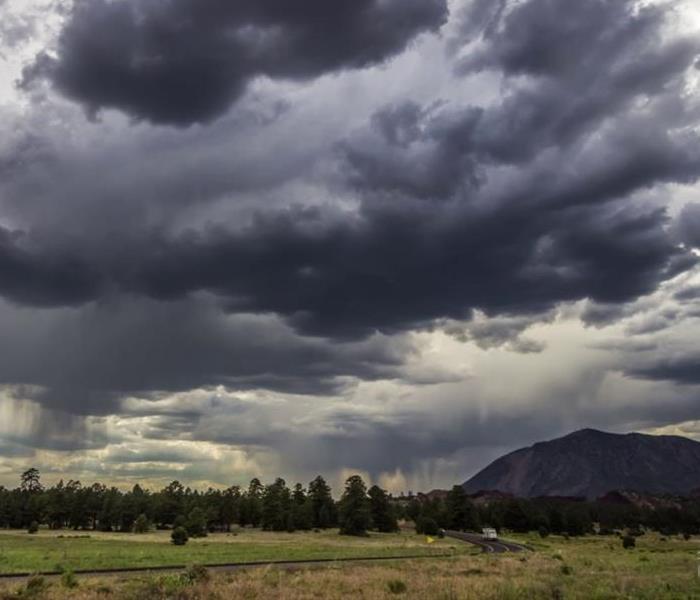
[0,528,456,574]
[0,531,699,599]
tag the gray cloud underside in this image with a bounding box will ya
[1,0,700,486]
[24,0,448,125]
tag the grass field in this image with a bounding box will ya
[0,531,699,598]
[0,528,457,574]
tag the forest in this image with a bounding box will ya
[2,469,699,541]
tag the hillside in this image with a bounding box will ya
[463,428,700,499]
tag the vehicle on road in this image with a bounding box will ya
[482,527,498,541]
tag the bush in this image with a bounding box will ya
[27,521,39,534]
[560,565,573,576]
[183,564,210,584]
[538,525,550,538]
[133,513,150,534]
[60,569,78,589]
[387,580,407,594]
[683,532,692,541]
[21,575,48,598]
[171,526,189,546]
[622,535,636,549]
[415,516,439,536]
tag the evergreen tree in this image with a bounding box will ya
[186,507,208,537]
[290,484,313,531]
[220,486,241,532]
[308,476,336,529]
[446,486,480,531]
[261,478,291,531]
[241,478,263,528]
[338,475,371,536]
[368,485,398,532]
[502,499,531,533]
[133,513,150,533]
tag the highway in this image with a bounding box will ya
[444,530,528,553]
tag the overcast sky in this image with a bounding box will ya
[1,0,700,493]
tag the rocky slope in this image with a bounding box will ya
[463,428,700,499]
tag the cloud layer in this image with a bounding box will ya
[0,0,700,490]
[26,0,447,125]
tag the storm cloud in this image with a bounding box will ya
[25,0,448,125]
[1,0,700,489]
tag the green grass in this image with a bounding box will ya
[507,532,700,599]
[0,528,457,574]
[2,532,699,599]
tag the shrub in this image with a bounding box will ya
[171,526,189,546]
[683,532,692,541]
[133,514,150,534]
[183,564,210,584]
[21,575,48,598]
[387,579,407,594]
[622,535,636,549]
[415,516,439,536]
[550,586,565,600]
[538,525,550,538]
[560,565,573,575]
[27,521,39,534]
[60,569,78,589]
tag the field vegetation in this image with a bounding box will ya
[0,529,456,574]
[0,532,697,599]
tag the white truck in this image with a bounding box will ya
[482,527,498,541]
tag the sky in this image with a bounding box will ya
[0,0,700,494]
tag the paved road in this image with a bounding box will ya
[444,530,528,553]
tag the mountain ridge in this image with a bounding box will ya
[462,428,700,499]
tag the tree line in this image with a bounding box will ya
[0,469,398,538]
[406,486,700,538]
[3,470,699,540]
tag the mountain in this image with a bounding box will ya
[463,428,700,499]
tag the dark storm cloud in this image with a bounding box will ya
[456,0,678,79]
[0,197,688,341]
[626,357,700,386]
[0,295,416,415]
[4,0,696,334]
[1,0,700,447]
[24,0,447,125]
[0,227,101,307]
[677,203,700,248]
[343,0,699,199]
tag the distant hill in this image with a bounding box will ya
[462,428,700,499]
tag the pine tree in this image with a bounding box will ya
[368,485,398,532]
[339,475,371,536]
[446,486,480,531]
[308,476,336,529]
[186,507,208,537]
[133,513,150,533]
